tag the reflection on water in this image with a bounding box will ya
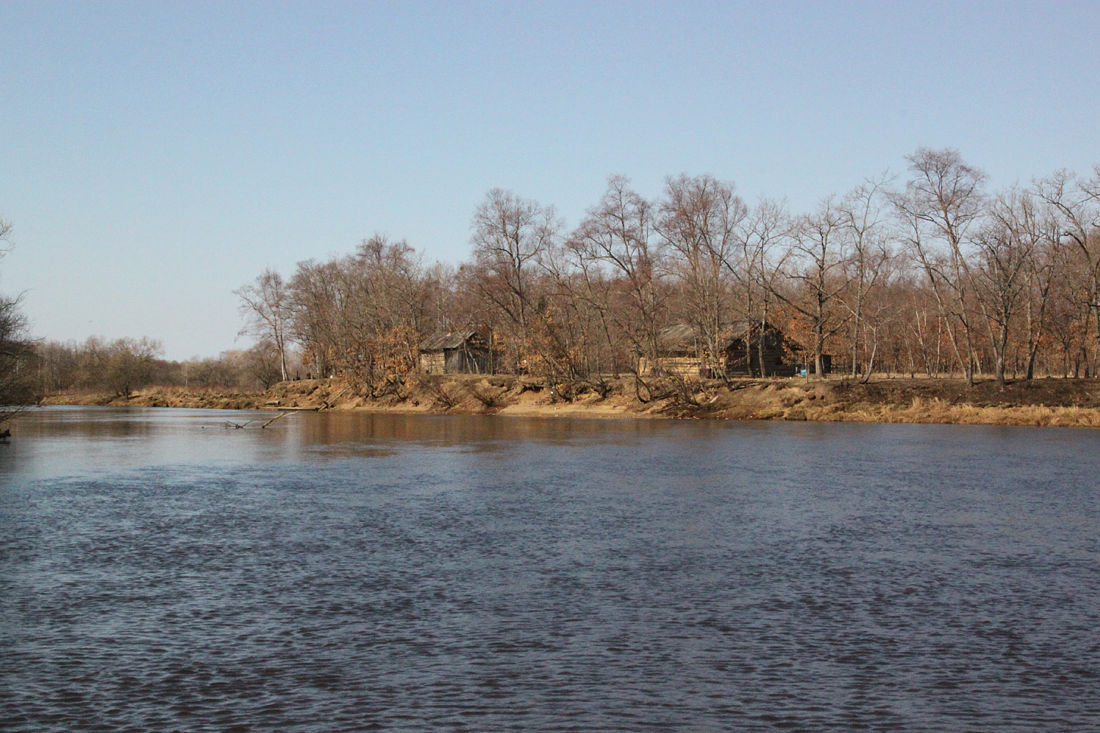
[1,407,681,478]
[293,410,671,458]
[1,407,1098,730]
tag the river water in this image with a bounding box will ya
[1,407,1097,730]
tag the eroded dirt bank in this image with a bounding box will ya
[40,374,1100,428]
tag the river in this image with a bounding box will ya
[1,407,1097,730]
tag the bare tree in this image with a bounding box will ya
[0,292,34,407]
[0,218,37,410]
[282,235,438,391]
[775,198,852,377]
[1034,169,1100,375]
[658,174,746,377]
[570,176,666,373]
[970,190,1037,384]
[84,336,163,397]
[235,269,292,382]
[288,258,348,378]
[340,235,431,390]
[734,199,791,376]
[470,188,559,371]
[892,148,987,385]
[838,176,892,378]
[526,241,592,381]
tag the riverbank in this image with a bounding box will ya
[38,374,1100,428]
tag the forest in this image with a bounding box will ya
[232,148,1100,392]
[16,148,1100,402]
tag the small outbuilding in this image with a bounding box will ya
[638,323,713,378]
[723,321,797,377]
[418,331,492,375]
[639,321,796,378]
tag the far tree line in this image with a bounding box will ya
[236,148,1100,391]
[2,208,288,403]
[34,337,287,398]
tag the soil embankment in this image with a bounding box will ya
[40,375,1100,428]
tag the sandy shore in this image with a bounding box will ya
[39,374,1100,429]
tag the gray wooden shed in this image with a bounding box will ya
[418,331,492,374]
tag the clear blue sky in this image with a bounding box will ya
[2,0,1098,360]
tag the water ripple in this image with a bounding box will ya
[2,413,1098,730]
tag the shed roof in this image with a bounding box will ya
[419,330,483,352]
[656,321,764,352]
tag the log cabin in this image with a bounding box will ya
[639,322,798,378]
[418,331,492,374]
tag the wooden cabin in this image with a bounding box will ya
[639,322,796,378]
[418,331,492,374]
[638,323,712,378]
[723,322,797,377]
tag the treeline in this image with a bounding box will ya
[2,226,287,401]
[238,148,1100,390]
[11,148,1100,407]
[33,337,288,397]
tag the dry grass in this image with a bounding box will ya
[793,395,1100,428]
[41,375,1100,428]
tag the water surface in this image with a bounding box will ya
[2,407,1097,730]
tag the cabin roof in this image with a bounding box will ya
[656,321,770,352]
[419,330,483,352]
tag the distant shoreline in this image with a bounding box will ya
[37,375,1100,429]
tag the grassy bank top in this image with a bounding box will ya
[39,375,1100,429]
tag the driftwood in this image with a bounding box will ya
[260,412,291,428]
[320,385,352,410]
[223,412,292,430]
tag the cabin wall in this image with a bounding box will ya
[419,352,446,375]
[725,350,795,377]
[639,355,703,378]
[444,348,490,374]
[640,325,803,379]
[724,336,796,377]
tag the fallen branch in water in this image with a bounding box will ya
[260,412,291,428]
[320,385,351,410]
[223,411,292,430]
